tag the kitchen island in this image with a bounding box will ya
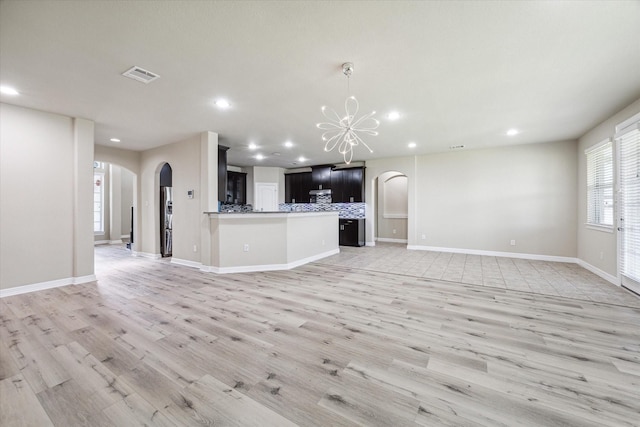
[203,211,339,273]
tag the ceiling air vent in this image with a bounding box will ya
[449,145,465,150]
[122,66,160,84]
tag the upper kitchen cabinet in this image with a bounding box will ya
[218,145,229,202]
[311,165,332,190]
[226,171,247,204]
[332,166,364,203]
[285,172,312,203]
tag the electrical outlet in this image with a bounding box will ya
[393,229,397,234]
[193,245,197,252]
[510,240,516,246]
[322,239,325,246]
[243,244,249,252]
[421,234,426,240]
[600,251,604,260]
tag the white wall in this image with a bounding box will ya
[1,103,94,291]
[577,97,640,278]
[138,132,218,265]
[366,140,578,258]
[414,141,578,257]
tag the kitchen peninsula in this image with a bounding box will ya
[203,211,339,273]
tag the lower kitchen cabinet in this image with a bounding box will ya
[339,219,365,247]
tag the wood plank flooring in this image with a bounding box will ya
[1,244,639,426]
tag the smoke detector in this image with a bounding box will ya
[122,66,160,84]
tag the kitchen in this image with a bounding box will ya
[204,146,368,273]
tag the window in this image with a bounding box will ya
[94,172,104,233]
[585,139,613,229]
[616,114,640,291]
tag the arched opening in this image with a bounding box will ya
[374,171,408,244]
[92,160,138,273]
[159,163,173,257]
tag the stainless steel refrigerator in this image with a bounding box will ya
[160,186,173,257]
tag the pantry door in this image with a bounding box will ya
[255,182,278,212]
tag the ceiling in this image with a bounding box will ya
[1,1,639,168]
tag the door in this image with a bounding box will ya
[617,118,640,295]
[255,182,278,212]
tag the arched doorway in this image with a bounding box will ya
[92,159,138,274]
[374,171,408,244]
[159,163,173,257]
[92,161,137,247]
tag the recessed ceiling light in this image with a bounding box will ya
[298,156,306,162]
[248,142,257,150]
[388,111,400,120]
[506,128,519,136]
[255,154,264,160]
[110,138,121,143]
[284,141,293,148]
[215,99,230,109]
[408,142,416,148]
[449,144,465,150]
[0,86,19,96]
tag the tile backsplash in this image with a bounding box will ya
[279,201,365,219]
[219,203,253,213]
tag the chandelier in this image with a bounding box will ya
[316,62,379,164]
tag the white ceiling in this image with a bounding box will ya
[1,1,639,168]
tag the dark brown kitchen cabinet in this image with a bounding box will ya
[339,218,365,246]
[311,165,332,190]
[330,169,345,202]
[226,171,246,204]
[331,167,364,203]
[285,172,312,203]
[218,145,229,202]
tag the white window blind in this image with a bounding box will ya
[585,140,613,228]
[617,124,640,285]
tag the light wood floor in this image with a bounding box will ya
[1,244,639,426]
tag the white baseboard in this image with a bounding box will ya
[365,241,376,247]
[109,239,123,245]
[376,238,408,244]
[74,274,97,285]
[171,258,202,269]
[576,259,619,285]
[201,248,340,274]
[132,251,161,259]
[407,244,578,264]
[1,274,97,298]
[120,234,129,239]
[94,240,110,245]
